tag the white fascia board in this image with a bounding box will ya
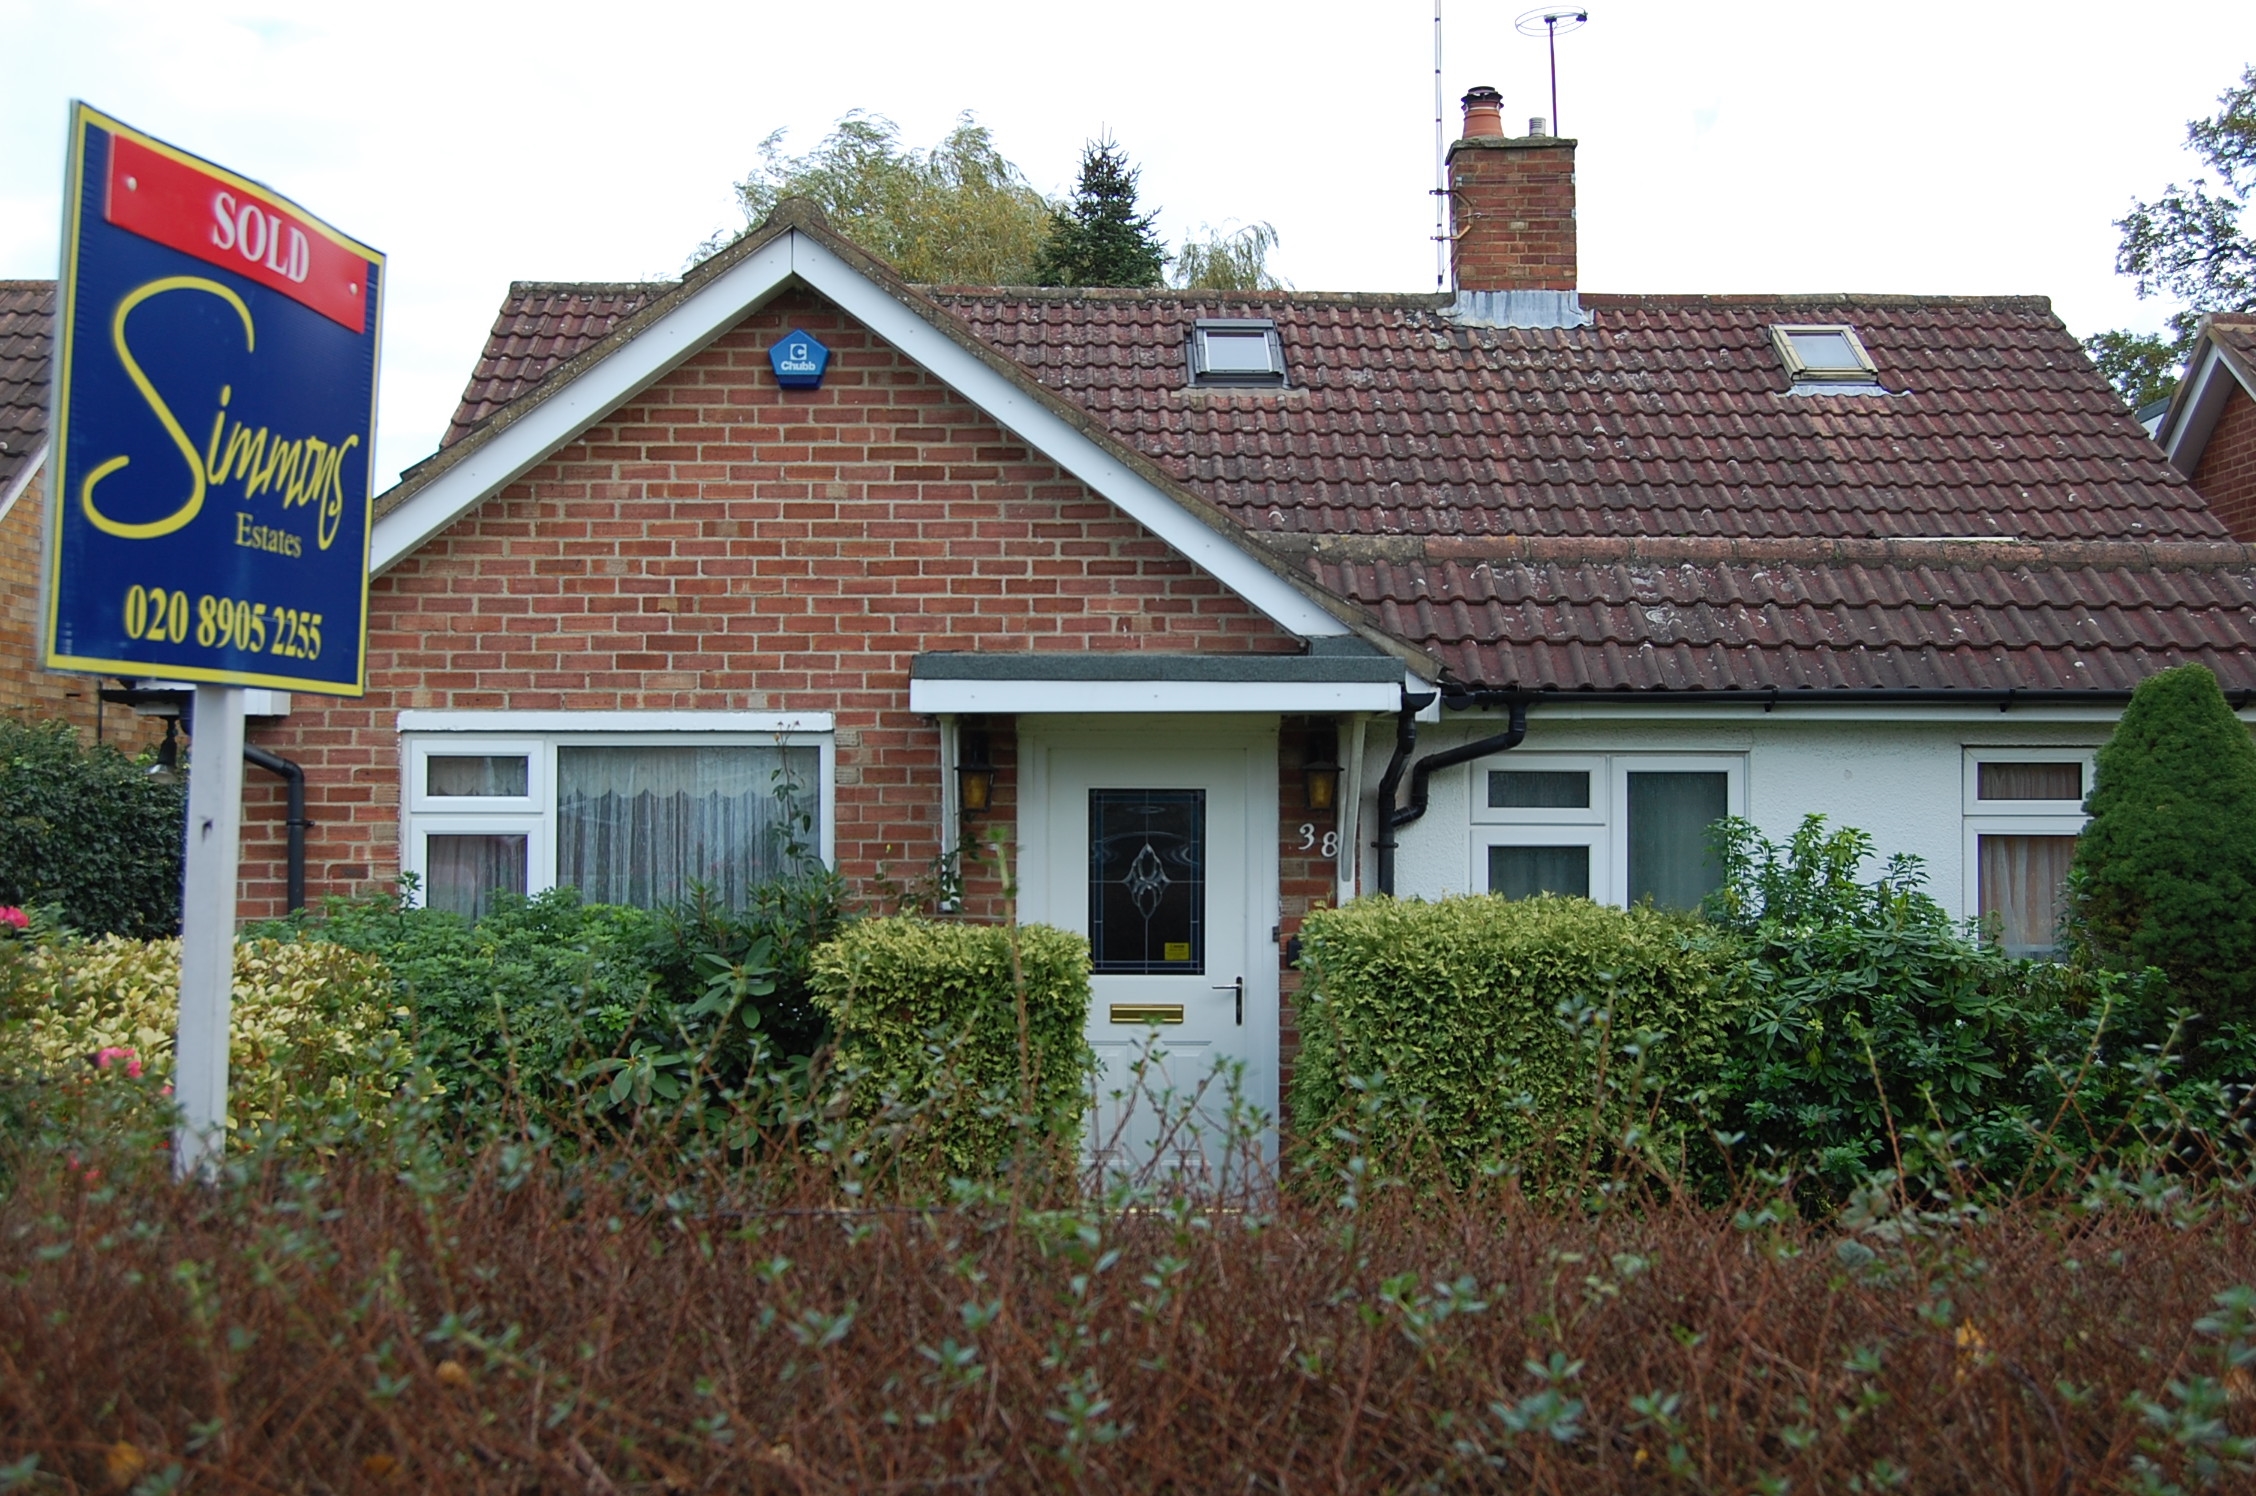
[774,236,1347,640]
[908,677,1399,715]
[370,231,1351,641]
[371,237,797,574]
[397,709,834,735]
[2162,341,2256,475]
[0,441,45,526]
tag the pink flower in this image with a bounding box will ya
[0,907,27,931]
[95,1046,144,1080]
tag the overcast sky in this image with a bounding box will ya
[4,0,2251,487]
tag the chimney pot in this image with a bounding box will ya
[1528,116,1549,137]
[1460,85,1505,140]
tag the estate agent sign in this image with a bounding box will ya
[43,102,383,695]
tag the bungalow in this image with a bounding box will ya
[18,92,2256,1158]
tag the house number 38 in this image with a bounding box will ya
[1297,824,1340,857]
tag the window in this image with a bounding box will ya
[1962,749,2093,957]
[400,712,833,918]
[1770,323,1880,386]
[1187,319,1286,387]
[1472,753,1743,910]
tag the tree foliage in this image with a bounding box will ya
[1033,136,1169,288]
[2083,66,2256,408]
[2070,664,2256,1027]
[0,717,184,938]
[709,111,1054,284]
[1172,221,1288,292]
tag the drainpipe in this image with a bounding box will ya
[241,744,311,913]
[1374,696,1529,896]
[1371,691,1436,897]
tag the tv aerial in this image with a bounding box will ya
[1514,8,1589,135]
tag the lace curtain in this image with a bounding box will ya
[1978,834,2077,957]
[557,745,819,910]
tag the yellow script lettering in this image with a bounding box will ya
[80,277,254,541]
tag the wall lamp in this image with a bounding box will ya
[1302,736,1340,813]
[956,727,995,817]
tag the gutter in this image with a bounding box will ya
[1436,686,2181,713]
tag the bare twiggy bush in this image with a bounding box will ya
[5,1073,2256,1495]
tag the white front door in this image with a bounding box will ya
[1018,720,1279,1179]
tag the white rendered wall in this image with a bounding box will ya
[1361,706,2131,921]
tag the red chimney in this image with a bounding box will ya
[1447,87,1577,293]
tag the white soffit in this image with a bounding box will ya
[908,678,1401,715]
[0,441,45,527]
[370,232,1347,639]
[2163,339,2256,476]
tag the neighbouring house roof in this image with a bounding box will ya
[2158,312,2256,474]
[444,283,664,448]
[431,237,2256,698]
[0,281,54,498]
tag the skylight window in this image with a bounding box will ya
[1189,319,1286,387]
[1771,323,1879,385]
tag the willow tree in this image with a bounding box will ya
[705,111,1054,285]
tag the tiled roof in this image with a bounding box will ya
[1281,534,2256,693]
[440,270,2256,694]
[0,281,53,493]
[932,290,2221,544]
[443,283,664,447]
[2212,313,2256,370]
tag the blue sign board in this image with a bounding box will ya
[43,102,383,696]
[769,329,829,389]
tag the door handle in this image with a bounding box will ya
[1213,976,1243,1026]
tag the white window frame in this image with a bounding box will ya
[1470,753,1608,826]
[398,711,836,909]
[1611,756,1747,908]
[1960,747,2094,934]
[408,737,545,814]
[1770,322,1880,384]
[1473,824,1610,903]
[1469,751,1746,907]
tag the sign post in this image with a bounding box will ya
[42,103,382,1176]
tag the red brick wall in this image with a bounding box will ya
[2193,383,2256,543]
[240,288,1299,921]
[1447,137,1577,293]
[1275,715,1341,1097]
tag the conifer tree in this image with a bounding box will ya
[2070,664,2256,1024]
[1032,136,1168,288]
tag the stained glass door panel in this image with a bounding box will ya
[1089,789,1205,974]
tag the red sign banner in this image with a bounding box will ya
[104,133,370,334]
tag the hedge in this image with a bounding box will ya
[1292,894,1738,1180]
[0,717,185,938]
[0,928,407,1141]
[810,917,1092,1177]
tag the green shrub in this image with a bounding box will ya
[2071,664,2256,1031]
[0,925,405,1143]
[259,876,855,1132]
[1292,895,1736,1181]
[810,917,1092,1177]
[259,887,669,1124]
[1704,816,2066,1187]
[0,717,185,938]
[640,870,850,1060]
